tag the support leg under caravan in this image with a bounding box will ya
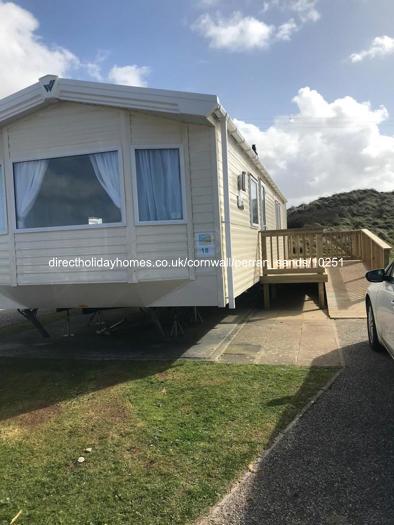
[17,309,50,338]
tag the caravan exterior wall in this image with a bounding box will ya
[0,81,287,310]
[0,102,223,308]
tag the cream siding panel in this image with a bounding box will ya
[0,237,11,284]
[130,113,183,145]
[5,102,128,286]
[187,124,219,275]
[134,225,189,281]
[0,130,12,284]
[7,102,122,160]
[130,113,190,281]
[131,114,220,286]
[226,135,285,298]
[15,228,129,285]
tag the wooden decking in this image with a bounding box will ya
[260,228,392,318]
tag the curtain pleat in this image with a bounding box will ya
[135,148,182,221]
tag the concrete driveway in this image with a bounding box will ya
[203,319,394,525]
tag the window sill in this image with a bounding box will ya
[135,220,187,226]
[14,222,126,234]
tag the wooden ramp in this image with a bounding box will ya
[326,260,369,319]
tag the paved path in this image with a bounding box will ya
[204,319,394,525]
[326,261,368,319]
[219,288,341,366]
[0,288,342,367]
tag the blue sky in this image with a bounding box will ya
[1,0,394,203]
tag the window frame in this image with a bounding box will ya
[0,164,7,236]
[275,199,282,229]
[259,180,267,230]
[249,174,259,228]
[131,144,187,226]
[11,147,126,233]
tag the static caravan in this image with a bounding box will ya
[0,75,287,311]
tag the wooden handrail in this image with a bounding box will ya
[357,229,391,269]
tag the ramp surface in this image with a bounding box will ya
[326,260,369,319]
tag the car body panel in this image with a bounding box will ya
[366,262,394,356]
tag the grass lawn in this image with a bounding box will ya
[0,358,336,525]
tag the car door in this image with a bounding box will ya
[380,263,394,353]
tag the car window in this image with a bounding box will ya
[385,263,394,283]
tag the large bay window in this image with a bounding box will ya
[13,151,122,229]
[134,148,183,223]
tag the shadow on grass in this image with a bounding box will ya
[0,297,254,422]
[0,358,182,422]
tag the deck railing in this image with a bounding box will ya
[261,228,391,274]
[354,229,392,269]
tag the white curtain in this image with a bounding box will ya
[89,151,121,209]
[14,159,48,228]
[0,167,5,233]
[135,149,182,221]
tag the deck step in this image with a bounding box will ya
[261,272,327,284]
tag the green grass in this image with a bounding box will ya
[0,358,336,525]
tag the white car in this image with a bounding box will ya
[366,262,394,356]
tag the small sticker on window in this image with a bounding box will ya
[88,217,103,225]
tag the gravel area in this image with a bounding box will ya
[203,319,394,525]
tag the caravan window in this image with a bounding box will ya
[259,181,266,229]
[249,176,259,226]
[275,200,282,229]
[0,166,6,233]
[134,148,184,223]
[13,151,122,230]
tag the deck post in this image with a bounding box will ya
[318,282,326,309]
[263,284,270,310]
[271,284,277,300]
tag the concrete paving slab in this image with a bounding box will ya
[218,286,341,367]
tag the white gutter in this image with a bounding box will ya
[219,111,236,309]
[211,104,287,204]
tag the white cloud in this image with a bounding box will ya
[193,0,320,51]
[0,1,77,97]
[234,87,394,204]
[192,12,274,50]
[0,1,151,98]
[349,35,394,63]
[263,0,320,22]
[276,18,298,41]
[289,0,320,22]
[198,0,222,6]
[108,65,150,87]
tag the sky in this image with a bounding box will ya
[1,0,394,205]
